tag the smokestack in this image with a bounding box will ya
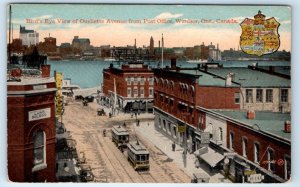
[41,64,50,78]
[171,58,176,69]
[159,40,160,49]
[134,38,136,48]
[284,120,291,133]
[247,110,255,119]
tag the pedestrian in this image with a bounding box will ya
[172,142,176,151]
[123,122,126,127]
[148,122,149,126]
[137,119,140,126]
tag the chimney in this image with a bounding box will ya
[225,74,232,86]
[284,120,291,133]
[247,110,255,119]
[171,58,176,69]
[41,64,50,78]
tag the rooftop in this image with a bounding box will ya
[206,67,290,88]
[212,110,291,141]
[169,69,240,87]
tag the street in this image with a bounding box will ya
[62,100,190,183]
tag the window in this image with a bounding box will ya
[127,87,131,97]
[149,87,153,96]
[234,92,240,104]
[284,155,291,180]
[266,89,273,103]
[218,127,223,141]
[127,77,131,85]
[229,132,234,150]
[134,87,138,97]
[281,89,288,102]
[134,77,138,85]
[33,130,46,171]
[242,137,248,157]
[246,89,253,103]
[267,148,275,172]
[140,87,144,97]
[168,122,171,133]
[163,120,166,130]
[158,117,161,128]
[254,142,260,163]
[173,126,177,137]
[148,77,154,85]
[256,89,263,103]
[140,76,145,85]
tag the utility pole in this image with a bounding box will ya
[183,119,187,168]
[182,112,190,168]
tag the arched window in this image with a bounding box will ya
[229,132,234,150]
[33,130,46,166]
[218,127,223,141]
[242,137,248,158]
[267,148,275,172]
[254,142,260,163]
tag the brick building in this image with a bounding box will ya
[206,65,291,112]
[7,65,57,182]
[71,36,90,52]
[102,62,154,113]
[198,108,291,183]
[153,60,241,152]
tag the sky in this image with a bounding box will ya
[7,4,291,51]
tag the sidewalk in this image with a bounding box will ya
[134,121,232,183]
[89,101,155,121]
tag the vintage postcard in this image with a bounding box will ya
[7,4,291,183]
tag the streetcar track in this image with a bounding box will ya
[63,101,190,183]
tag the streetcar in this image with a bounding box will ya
[127,141,150,170]
[111,125,129,149]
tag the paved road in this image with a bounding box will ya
[62,100,190,183]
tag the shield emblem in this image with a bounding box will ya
[240,11,280,56]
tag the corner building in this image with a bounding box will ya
[153,63,241,152]
[7,65,57,182]
[102,62,154,113]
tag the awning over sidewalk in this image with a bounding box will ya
[198,147,224,168]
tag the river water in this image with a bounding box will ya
[48,60,290,89]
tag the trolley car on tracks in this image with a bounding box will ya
[127,141,150,170]
[111,125,129,149]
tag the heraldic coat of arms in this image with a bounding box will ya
[240,11,280,56]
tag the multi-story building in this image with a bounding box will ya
[19,25,39,46]
[206,65,291,112]
[102,62,154,113]
[71,36,90,52]
[198,108,291,183]
[7,64,57,182]
[208,43,222,61]
[153,60,241,152]
[153,60,291,183]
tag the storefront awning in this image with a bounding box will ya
[198,147,224,168]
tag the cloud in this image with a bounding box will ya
[155,12,183,19]
[8,17,291,51]
[32,14,53,20]
[280,20,291,24]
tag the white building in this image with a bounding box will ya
[19,26,39,46]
